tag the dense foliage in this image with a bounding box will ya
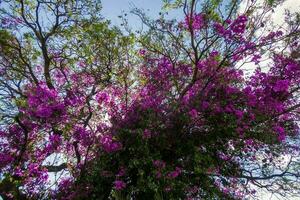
[0,0,300,199]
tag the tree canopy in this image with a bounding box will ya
[0,0,300,199]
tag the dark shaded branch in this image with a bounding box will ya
[44,163,68,172]
[73,141,81,164]
[14,115,29,165]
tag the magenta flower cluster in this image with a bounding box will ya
[214,15,248,39]
[100,134,122,153]
[24,83,66,120]
[184,13,205,30]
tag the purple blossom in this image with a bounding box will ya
[235,110,244,120]
[213,22,226,35]
[78,60,86,68]
[155,171,162,179]
[114,180,126,190]
[201,101,209,110]
[230,15,247,34]
[153,160,166,169]
[139,49,146,56]
[74,126,93,146]
[189,109,198,119]
[244,139,254,146]
[28,163,40,177]
[49,134,62,150]
[218,152,231,161]
[116,167,126,177]
[25,84,66,121]
[142,129,152,139]
[251,54,261,64]
[184,13,205,30]
[100,134,122,153]
[0,153,13,168]
[35,106,53,118]
[96,92,110,104]
[167,167,182,179]
[273,80,289,92]
[14,167,24,177]
[274,125,286,142]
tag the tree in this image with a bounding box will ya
[0,0,300,199]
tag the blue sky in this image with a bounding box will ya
[101,0,163,22]
[101,0,182,30]
[101,0,164,17]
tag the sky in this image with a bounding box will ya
[100,0,182,30]
[100,0,300,33]
[101,0,162,30]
